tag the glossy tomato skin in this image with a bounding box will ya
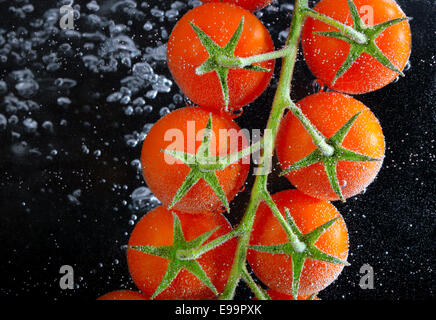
[97,290,147,300]
[253,289,320,300]
[302,0,411,94]
[127,206,237,300]
[247,190,349,296]
[276,92,385,201]
[266,290,320,300]
[202,0,273,12]
[141,106,249,214]
[167,3,274,112]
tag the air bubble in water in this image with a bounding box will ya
[130,186,152,209]
[132,62,154,80]
[23,118,38,133]
[159,107,170,117]
[0,81,8,95]
[106,92,123,103]
[0,114,7,130]
[57,97,72,107]
[55,78,77,89]
[278,30,289,43]
[86,0,100,12]
[143,21,153,31]
[130,159,141,171]
[15,80,39,98]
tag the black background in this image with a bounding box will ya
[0,0,434,300]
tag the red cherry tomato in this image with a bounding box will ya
[127,206,237,300]
[266,290,320,300]
[248,190,349,296]
[252,289,320,300]
[302,0,411,94]
[167,3,274,112]
[141,106,249,214]
[97,290,147,300]
[276,92,385,201]
[202,0,274,12]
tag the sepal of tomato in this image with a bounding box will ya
[250,207,349,299]
[248,190,349,298]
[303,0,411,94]
[167,3,275,113]
[189,17,270,112]
[160,113,253,212]
[129,209,236,299]
[316,0,407,86]
[141,106,250,214]
[277,92,385,201]
[280,110,380,201]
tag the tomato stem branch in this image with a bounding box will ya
[220,0,311,300]
[262,191,306,253]
[176,228,241,260]
[303,8,367,44]
[236,47,290,67]
[288,101,335,156]
[241,265,271,300]
[201,140,263,171]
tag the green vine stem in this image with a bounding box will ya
[219,0,311,300]
[215,8,367,69]
[287,101,335,156]
[262,191,306,252]
[303,8,368,44]
[172,0,377,300]
[241,265,271,300]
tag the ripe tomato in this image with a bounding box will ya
[247,190,349,296]
[202,0,273,12]
[141,106,249,214]
[302,0,411,94]
[97,290,147,300]
[276,92,385,201]
[253,289,320,300]
[266,290,320,300]
[127,206,237,300]
[167,3,274,112]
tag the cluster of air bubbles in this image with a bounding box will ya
[0,0,208,167]
[0,0,297,281]
[129,186,160,213]
[67,189,82,206]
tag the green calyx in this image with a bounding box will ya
[161,114,255,212]
[280,112,381,201]
[190,18,270,112]
[131,212,221,299]
[250,208,350,299]
[312,0,408,85]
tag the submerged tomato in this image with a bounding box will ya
[248,190,349,296]
[127,206,237,300]
[167,3,274,112]
[97,290,147,300]
[202,0,274,12]
[302,0,411,94]
[141,106,249,214]
[276,92,385,201]
[266,290,320,300]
